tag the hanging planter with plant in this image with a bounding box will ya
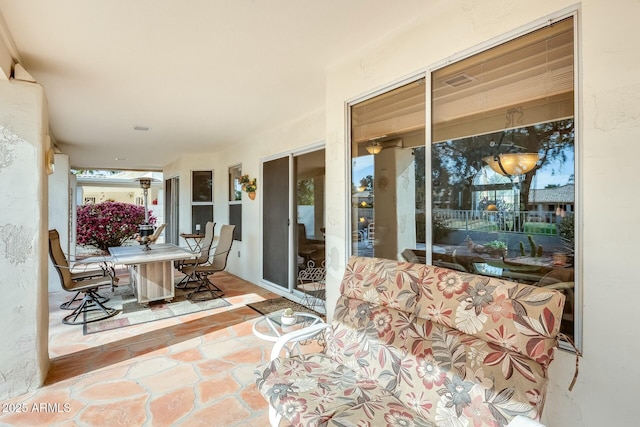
[240,174,257,200]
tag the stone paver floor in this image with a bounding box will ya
[0,270,297,427]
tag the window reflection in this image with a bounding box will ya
[431,18,576,341]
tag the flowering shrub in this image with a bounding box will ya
[76,201,156,253]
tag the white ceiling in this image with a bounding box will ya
[0,0,434,170]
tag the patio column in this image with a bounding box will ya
[0,77,50,399]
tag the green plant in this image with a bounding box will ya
[240,174,257,193]
[520,234,544,257]
[432,212,452,242]
[282,308,295,317]
[558,213,575,255]
[484,240,507,251]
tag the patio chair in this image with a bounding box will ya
[175,221,216,288]
[48,229,118,325]
[147,223,167,244]
[182,224,235,301]
[297,259,326,313]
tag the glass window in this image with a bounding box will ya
[229,165,242,241]
[192,170,213,203]
[431,17,576,344]
[350,79,426,260]
[191,170,213,233]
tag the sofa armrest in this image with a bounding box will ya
[270,322,329,361]
[506,416,545,427]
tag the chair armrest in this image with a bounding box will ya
[506,416,545,427]
[270,322,329,361]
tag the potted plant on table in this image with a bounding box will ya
[281,307,297,325]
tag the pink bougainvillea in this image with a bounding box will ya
[76,201,156,253]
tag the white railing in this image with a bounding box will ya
[435,209,558,235]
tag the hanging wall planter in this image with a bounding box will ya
[240,174,257,200]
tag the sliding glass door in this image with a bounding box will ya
[262,156,291,289]
[262,148,326,304]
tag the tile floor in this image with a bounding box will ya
[0,271,305,427]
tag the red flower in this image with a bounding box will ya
[76,201,156,253]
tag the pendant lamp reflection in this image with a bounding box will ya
[366,141,383,155]
[482,152,540,176]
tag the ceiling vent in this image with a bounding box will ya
[443,73,475,87]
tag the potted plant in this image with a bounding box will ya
[281,307,297,325]
[239,174,258,200]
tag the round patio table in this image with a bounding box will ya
[252,309,324,356]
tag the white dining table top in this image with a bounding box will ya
[108,243,196,265]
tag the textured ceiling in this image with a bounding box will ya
[0,0,433,170]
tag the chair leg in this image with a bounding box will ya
[175,271,198,289]
[186,273,224,301]
[62,289,117,325]
[60,290,109,310]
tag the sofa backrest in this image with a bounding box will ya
[338,256,566,366]
[329,256,566,425]
[415,264,566,367]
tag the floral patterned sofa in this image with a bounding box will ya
[255,256,566,427]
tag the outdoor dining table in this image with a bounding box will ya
[108,243,196,304]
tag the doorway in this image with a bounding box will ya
[262,148,326,304]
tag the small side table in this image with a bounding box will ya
[180,233,205,252]
[252,309,324,356]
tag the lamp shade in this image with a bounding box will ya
[483,153,539,176]
[366,143,382,155]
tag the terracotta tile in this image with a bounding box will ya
[127,357,178,379]
[170,348,203,362]
[72,365,130,389]
[229,319,256,337]
[149,387,196,427]
[139,364,199,394]
[223,346,263,365]
[37,273,294,425]
[87,347,132,371]
[79,395,148,426]
[197,373,240,403]
[195,359,235,378]
[181,397,251,427]
[240,383,269,412]
[80,379,146,400]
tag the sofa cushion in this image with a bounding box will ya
[326,394,435,427]
[395,317,546,424]
[340,256,426,313]
[415,265,566,367]
[255,353,405,426]
[326,295,415,392]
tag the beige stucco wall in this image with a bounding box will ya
[0,78,49,398]
[323,1,640,425]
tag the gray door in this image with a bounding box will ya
[165,176,179,245]
[263,156,290,288]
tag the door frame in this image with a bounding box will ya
[260,142,325,294]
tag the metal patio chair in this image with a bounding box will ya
[48,229,118,325]
[182,224,235,301]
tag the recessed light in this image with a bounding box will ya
[133,125,150,131]
[115,157,127,161]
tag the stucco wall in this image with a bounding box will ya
[324,1,639,425]
[0,79,49,398]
